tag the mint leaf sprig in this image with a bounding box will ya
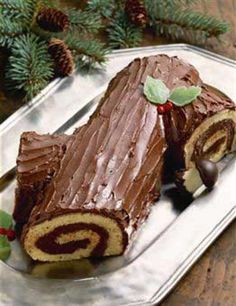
[144,76,202,107]
[169,86,202,106]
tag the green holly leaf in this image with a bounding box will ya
[0,210,12,229]
[169,86,202,106]
[144,76,170,105]
[0,236,11,261]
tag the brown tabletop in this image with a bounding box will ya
[0,1,235,305]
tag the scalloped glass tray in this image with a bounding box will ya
[0,44,235,306]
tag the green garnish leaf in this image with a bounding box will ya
[0,210,12,229]
[144,76,170,105]
[0,236,11,261]
[169,86,202,106]
[0,209,12,229]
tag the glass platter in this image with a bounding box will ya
[0,44,235,306]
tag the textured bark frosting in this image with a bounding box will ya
[14,132,73,224]
[23,54,201,230]
[19,54,203,261]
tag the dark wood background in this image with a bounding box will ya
[0,1,235,305]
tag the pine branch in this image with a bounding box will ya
[87,0,116,18]
[66,8,103,34]
[5,33,54,101]
[65,35,109,69]
[0,0,53,47]
[107,11,143,49]
[144,0,199,14]
[160,0,199,6]
[38,0,56,7]
[144,0,230,43]
[0,0,36,24]
[0,17,27,47]
[157,10,229,42]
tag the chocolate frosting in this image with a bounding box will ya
[14,132,73,224]
[18,54,204,239]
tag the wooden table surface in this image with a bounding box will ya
[0,1,235,305]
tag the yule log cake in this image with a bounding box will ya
[13,54,236,262]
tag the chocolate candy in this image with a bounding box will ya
[196,159,218,189]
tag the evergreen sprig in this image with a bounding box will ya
[155,11,229,43]
[0,0,36,23]
[0,17,27,47]
[5,34,53,100]
[144,0,229,43]
[161,0,199,6]
[66,8,103,34]
[107,11,142,48]
[65,35,109,69]
[87,0,116,18]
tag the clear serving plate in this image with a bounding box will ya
[0,44,235,306]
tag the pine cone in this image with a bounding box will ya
[48,38,75,77]
[125,0,147,27]
[36,8,69,32]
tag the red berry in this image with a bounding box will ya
[0,227,7,236]
[6,229,16,241]
[164,101,173,112]
[157,105,165,114]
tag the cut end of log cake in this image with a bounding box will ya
[13,54,236,262]
[163,84,236,192]
[23,212,128,262]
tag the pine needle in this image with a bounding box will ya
[66,8,103,34]
[161,0,199,6]
[0,0,36,24]
[107,11,142,48]
[156,10,229,43]
[144,0,230,43]
[87,0,116,18]
[5,33,54,101]
[65,35,109,69]
[0,17,26,47]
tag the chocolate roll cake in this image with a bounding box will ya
[14,54,236,262]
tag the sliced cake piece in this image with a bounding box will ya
[17,54,203,262]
